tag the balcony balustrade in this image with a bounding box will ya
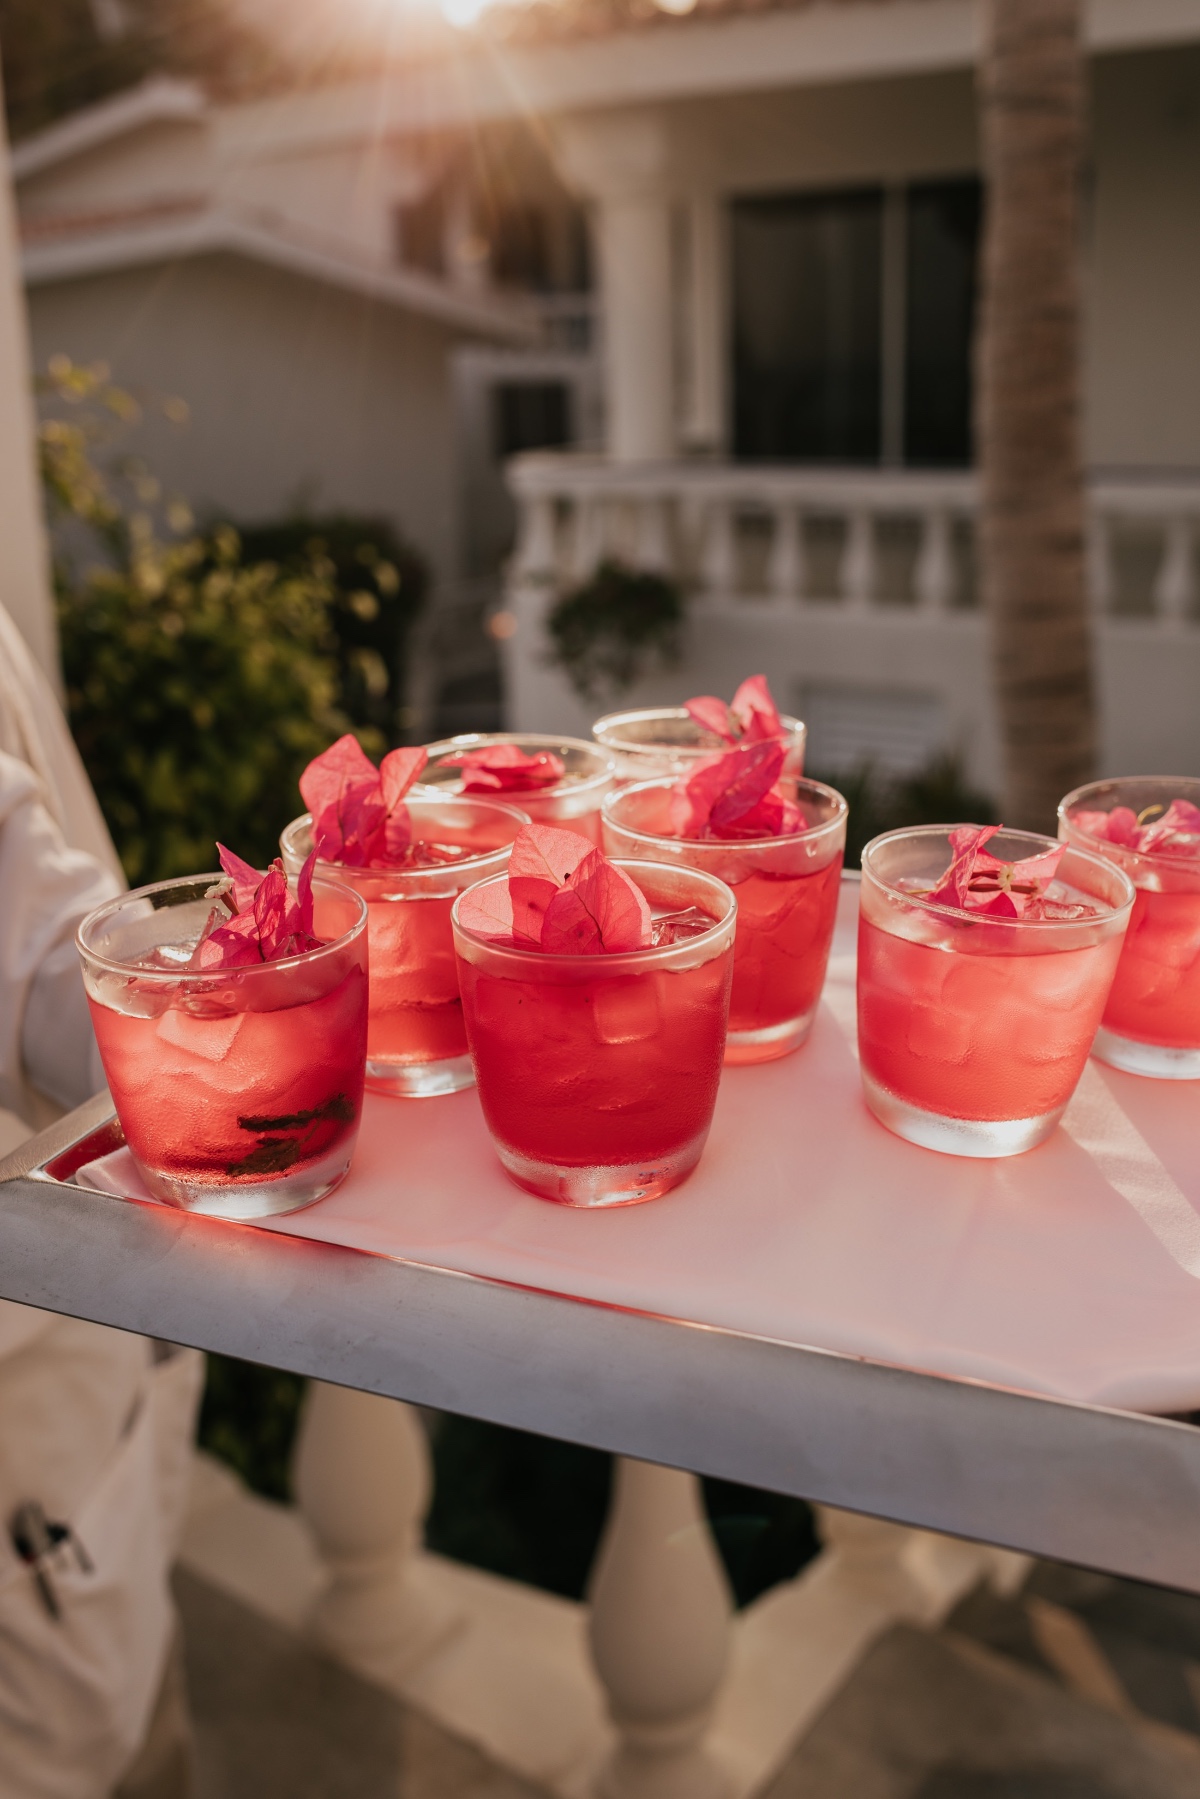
[503,457,1200,790]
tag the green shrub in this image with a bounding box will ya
[545,559,685,698]
[232,515,427,745]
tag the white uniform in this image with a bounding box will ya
[0,606,202,1797]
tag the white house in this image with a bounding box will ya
[15,0,1200,780]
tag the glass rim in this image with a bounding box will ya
[419,732,615,798]
[602,774,847,849]
[593,706,805,751]
[450,858,737,965]
[860,822,1136,929]
[1058,776,1200,869]
[76,869,369,983]
[282,795,531,882]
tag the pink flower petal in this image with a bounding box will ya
[295,849,316,937]
[253,861,291,958]
[217,844,262,914]
[683,696,737,743]
[190,913,262,970]
[300,735,386,863]
[709,741,785,831]
[927,826,1066,917]
[1138,798,1200,856]
[508,823,594,943]
[539,884,604,954]
[731,675,783,743]
[456,880,517,945]
[443,744,566,792]
[380,746,428,812]
[1106,807,1142,847]
[563,849,652,952]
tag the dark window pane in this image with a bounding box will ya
[732,189,883,463]
[490,204,550,290]
[494,382,570,458]
[904,178,982,467]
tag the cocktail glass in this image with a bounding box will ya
[281,796,527,1097]
[593,707,806,787]
[1058,776,1200,1078]
[601,777,847,1062]
[857,826,1134,1157]
[78,872,368,1218]
[452,861,736,1206]
[419,733,614,843]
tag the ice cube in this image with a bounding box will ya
[155,1006,246,1063]
[650,907,714,947]
[591,974,662,1045]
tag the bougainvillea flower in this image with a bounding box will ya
[508,823,594,943]
[684,675,785,747]
[540,847,653,954]
[1071,799,1200,859]
[468,824,652,956]
[299,735,428,868]
[442,743,566,793]
[668,741,803,841]
[926,825,1070,919]
[683,695,739,743]
[731,675,783,743]
[193,847,322,968]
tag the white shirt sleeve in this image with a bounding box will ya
[0,751,119,1117]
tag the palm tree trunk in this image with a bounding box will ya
[977,0,1094,832]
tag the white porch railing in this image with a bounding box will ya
[503,457,1200,793]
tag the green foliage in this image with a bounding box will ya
[233,516,428,745]
[42,360,348,882]
[545,559,685,699]
[816,751,999,869]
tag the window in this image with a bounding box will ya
[493,382,571,459]
[731,179,981,467]
[394,190,445,276]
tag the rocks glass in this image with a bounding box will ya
[602,777,847,1062]
[281,797,527,1098]
[592,707,806,786]
[452,862,736,1206]
[857,826,1134,1157]
[419,733,614,843]
[78,872,368,1217]
[1059,776,1200,1078]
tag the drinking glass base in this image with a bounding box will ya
[1091,1027,1200,1081]
[136,1137,355,1219]
[725,1007,816,1065]
[366,1052,476,1097]
[494,1129,709,1206]
[861,1070,1064,1159]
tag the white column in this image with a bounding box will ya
[0,77,60,684]
[682,194,727,454]
[598,195,675,462]
[292,1381,459,1681]
[588,1457,732,1799]
[555,111,677,465]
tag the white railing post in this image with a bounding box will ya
[572,497,607,582]
[701,499,737,600]
[914,507,954,612]
[767,503,806,602]
[839,508,875,610]
[636,494,672,574]
[292,1381,458,1681]
[588,1457,733,1799]
[1087,510,1112,617]
[513,491,558,584]
[1153,514,1196,626]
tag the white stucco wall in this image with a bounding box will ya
[26,252,462,594]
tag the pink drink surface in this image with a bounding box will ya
[458,948,731,1167]
[89,965,367,1185]
[1101,886,1200,1047]
[728,856,842,1033]
[857,914,1122,1121]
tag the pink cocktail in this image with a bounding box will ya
[1059,778,1200,1079]
[281,797,526,1097]
[602,778,846,1061]
[452,861,736,1205]
[857,826,1134,1157]
[419,734,614,845]
[593,707,806,787]
[78,873,368,1216]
